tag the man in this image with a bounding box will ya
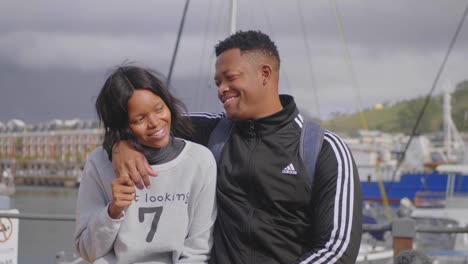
[111,30,362,264]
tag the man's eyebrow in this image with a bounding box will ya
[214,70,228,79]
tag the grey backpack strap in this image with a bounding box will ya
[207,118,234,164]
[300,120,324,190]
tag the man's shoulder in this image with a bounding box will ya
[188,112,226,128]
[189,112,226,120]
[188,112,228,146]
[321,130,347,146]
[318,130,353,163]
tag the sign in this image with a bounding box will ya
[0,209,18,264]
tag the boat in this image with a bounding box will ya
[410,165,468,262]
[349,89,468,203]
[0,168,15,196]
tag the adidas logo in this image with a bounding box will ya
[282,163,297,175]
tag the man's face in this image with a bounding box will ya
[214,49,264,120]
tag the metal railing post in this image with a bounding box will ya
[392,217,416,257]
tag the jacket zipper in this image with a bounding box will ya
[248,208,254,264]
[247,120,257,264]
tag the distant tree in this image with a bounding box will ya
[15,138,23,146]
[452,80,468,131]
[64,152,71,161]
[297,108,322,124]
[75,152,83,163]
[397,97,441,134]
[322,79,467,134]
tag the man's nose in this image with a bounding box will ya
[218,82,229,95]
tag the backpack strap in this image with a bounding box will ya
[207,118,234,164]
[300,120,324,190]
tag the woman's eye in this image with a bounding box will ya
[133,117,144,124]
[155,106,164,112]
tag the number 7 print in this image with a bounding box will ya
[138,207,163,242]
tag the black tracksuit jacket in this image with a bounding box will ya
[188,95,362,264]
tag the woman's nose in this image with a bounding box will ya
[147,112,158,128]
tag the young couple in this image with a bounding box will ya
[74,30,362,264]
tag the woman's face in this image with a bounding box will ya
[127,89,172,148]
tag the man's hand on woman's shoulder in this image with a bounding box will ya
[112,140,157,189]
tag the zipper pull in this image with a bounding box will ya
[249,121,255,136]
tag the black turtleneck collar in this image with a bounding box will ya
[140,136,185,165]
[235,94,299,137]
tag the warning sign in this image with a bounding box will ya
[0,209,18,264]
[0,217,13,243]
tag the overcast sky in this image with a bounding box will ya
[0,0,467,124]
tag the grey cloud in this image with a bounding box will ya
[0,0,467,122]
[0,1,223,36]
[0,62,221,123]
[237,0,468,52]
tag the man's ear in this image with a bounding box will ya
[260,64,273,85]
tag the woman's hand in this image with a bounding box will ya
[112,140,157,189]
[108,175,135,219]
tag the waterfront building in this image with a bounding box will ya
[0,119,103,185]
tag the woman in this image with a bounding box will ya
[74,65,217,263]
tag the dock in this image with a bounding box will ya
[1,160,82,187]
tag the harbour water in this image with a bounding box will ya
[10,186,77,264]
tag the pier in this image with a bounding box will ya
[1,160,82,187]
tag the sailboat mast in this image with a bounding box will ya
[443,88,452,156]
[230,0,237,34]
[443,84,466,162]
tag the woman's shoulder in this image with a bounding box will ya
[180,140,216,166]
[86,146,112,170]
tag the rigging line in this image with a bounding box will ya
[296,0,322,120]
[206,0,230,113]
[386,2,468,194]
[167,0,191,88]
[330,0,368,130]
[260,0,292,96]
[209,0,228,85]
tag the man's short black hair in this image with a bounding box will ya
[215,30,280,69]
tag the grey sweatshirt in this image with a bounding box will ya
[74,140,217,264]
